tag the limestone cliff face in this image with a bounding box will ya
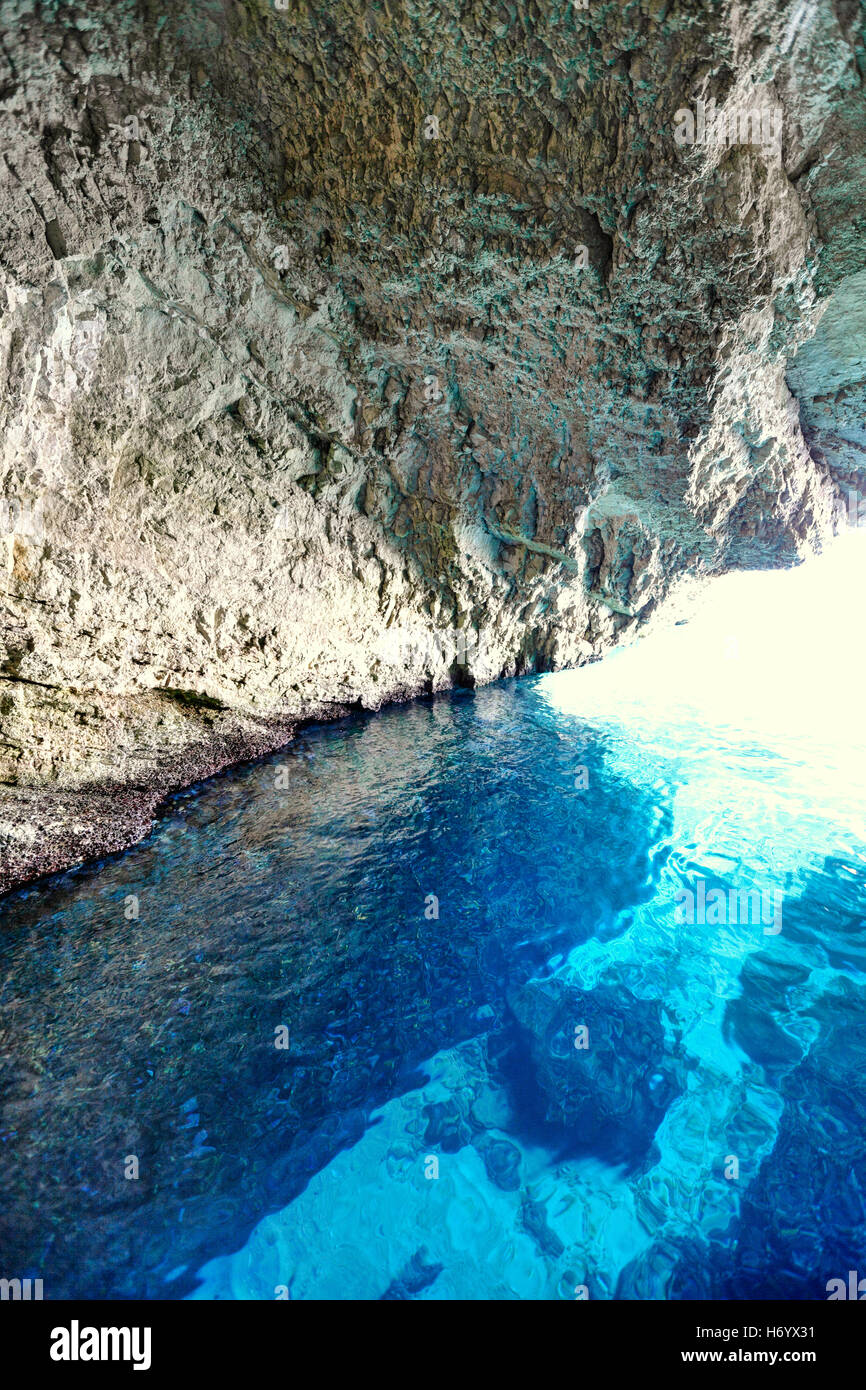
[0,0,863,893]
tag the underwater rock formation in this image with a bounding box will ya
[509,973,683,1162]
[1,0,864,889]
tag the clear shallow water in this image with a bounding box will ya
[2,537,866,1300]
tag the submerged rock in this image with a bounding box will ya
[509,975,682,1163]
[380,1247,444,1301]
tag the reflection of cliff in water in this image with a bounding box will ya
[0,681,671,1298]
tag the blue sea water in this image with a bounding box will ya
[2,536,866,1300]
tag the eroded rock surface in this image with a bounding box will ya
[1,0,864,892]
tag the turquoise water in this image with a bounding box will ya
[2,537,866,1299]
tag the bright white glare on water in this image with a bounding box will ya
[544,527,866,749]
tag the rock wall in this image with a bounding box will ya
[1,0,864,893]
